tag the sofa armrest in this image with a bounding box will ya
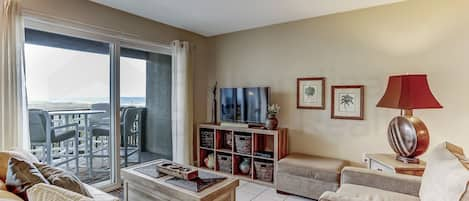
[340,167,421,197]
[27,183,93,201]
[83,184,120,201]
[27,183,120,201]
[319,191,364,201]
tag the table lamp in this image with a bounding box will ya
[376,74,442,163]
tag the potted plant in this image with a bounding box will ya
[265,104,280,130]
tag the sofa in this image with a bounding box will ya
[0,150,119,201]
[319,142,469,201]
[319,167,421,201]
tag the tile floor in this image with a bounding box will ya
[110,180,315,201]
[236,180,314,201]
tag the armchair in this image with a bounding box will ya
[319,167,420,201]
[320,142,469,201]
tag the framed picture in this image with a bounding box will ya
[331,85,364,120]
[297,77,325,109]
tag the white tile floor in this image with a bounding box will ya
[236,180,314,201]
[110,179,314,201]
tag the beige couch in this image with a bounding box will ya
[320,167,421,201]
[0,150,119,201]
[319,142,469,201]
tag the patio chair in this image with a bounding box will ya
[89,103,111,127]
[29,109,80,174]
[120,107,144,166]
[89,107,145,177]
[87,103,110,177]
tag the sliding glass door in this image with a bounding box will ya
[24,28,115,185]
[119,46,172,168]
[23,20,173,190]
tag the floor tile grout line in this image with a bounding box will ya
[249,187,269,201]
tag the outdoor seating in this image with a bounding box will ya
[28,104,146,181]
[29,109,80,174]
[89,105,145,177]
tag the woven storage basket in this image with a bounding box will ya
[224,133,233,149]
[200,130,214,148]
[217,154,232,173]
[235,135,252,154]
[254,161,273,182]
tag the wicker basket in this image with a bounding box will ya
[254,161,273,182]
[235,135,252,154]
[217,154,232,173]
[200,130,214,148]
[224,133,233,149]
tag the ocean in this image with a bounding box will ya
[28,97,145,111]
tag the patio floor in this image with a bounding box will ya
[54,151,165,184]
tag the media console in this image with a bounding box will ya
[197,123,288,187]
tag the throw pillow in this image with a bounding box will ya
[8,149,39,164]
[27,183,93,201]
[419,142,469,201]
[34,163,92,197]
[0,152,12,181]
[5,157,49,200]
[0,179,6,191]
[0,150,38,181]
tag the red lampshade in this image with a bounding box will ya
[376,74,443,110]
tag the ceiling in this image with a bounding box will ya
[91,0,403,37]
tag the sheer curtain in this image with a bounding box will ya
[0,0,29,151]
[171,40,193,165]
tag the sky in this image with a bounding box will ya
[24,44,146,102]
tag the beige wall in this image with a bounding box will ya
[22,0,212,125]
[209,0,469,163]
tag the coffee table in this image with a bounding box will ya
[121,160,239,201]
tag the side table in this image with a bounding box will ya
[365,153,425,176]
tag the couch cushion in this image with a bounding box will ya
[419,142,469,201]
[320,191,378,201]
[336,184,419,201]
[0,190,23,201]
[34,163,91,197]
[27,183,93,201]
[278,153,347,183]
[6,157,49,200]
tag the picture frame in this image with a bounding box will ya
[296,77,325,109]
[331,85,364,120]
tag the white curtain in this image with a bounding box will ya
[0,0,29,151]
[171,40,193,165]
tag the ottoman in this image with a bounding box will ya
[277,153,348,200]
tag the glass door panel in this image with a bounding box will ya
[24,28,114,185]
[119,47,172,168]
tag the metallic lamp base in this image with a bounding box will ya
[396,155,420,164]
[387,113,430,165]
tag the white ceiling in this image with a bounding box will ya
[91,0,403,37]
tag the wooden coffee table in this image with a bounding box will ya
[121,161,239,201]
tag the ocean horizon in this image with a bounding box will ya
[29,96,145,111]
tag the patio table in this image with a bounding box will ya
[48,109,106,169]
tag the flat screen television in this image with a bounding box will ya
[220,87,270,124]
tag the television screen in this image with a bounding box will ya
[220,87,270,124]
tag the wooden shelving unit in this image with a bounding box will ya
[197,123,288,187]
